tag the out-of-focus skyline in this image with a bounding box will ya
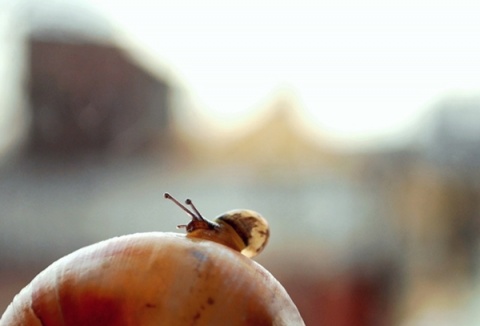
[91,0,480,145]
[2,0,480,150]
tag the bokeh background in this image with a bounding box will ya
[2,1,480,325]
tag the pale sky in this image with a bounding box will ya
[91,0,480,148]
[2,0,480,150]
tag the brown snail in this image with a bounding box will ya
[166,193,270,258]
[1,193,304,326]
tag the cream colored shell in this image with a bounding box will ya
[216,209,269,258]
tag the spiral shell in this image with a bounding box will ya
[216,210,269,258]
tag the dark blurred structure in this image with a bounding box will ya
[27,36,171,158]
[14,0,173,160]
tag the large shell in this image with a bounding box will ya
[0,232,304,325]
[215,210,269,258]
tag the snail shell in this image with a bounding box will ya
[215,210,269,258]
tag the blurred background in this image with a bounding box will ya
[1,0,480,324]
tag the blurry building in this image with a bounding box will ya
[178,95,345,178]
[424,96,480,177]
[216,98,340,174]
[22,2,172,159]
[353,96,480,324]
[27,38,171,157]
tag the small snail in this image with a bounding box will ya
[165,193,269,258]
[1,193,304,326]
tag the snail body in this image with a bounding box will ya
[1,194,304,326]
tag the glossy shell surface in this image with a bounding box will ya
[1,232,304,326]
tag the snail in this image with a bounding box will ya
[165,193,270,258]
[1,193,304,326]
